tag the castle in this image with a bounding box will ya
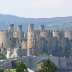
[0,24,72,58]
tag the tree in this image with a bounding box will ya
[0,53,6,60]
[39,59,56,72]
[16,60,28,72]
[0,48,6,60]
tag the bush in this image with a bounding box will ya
[16,60,28,72]
[0,69,4,72]
[0,53,6,60]
[39,59,56,72]
[11,60,17,68]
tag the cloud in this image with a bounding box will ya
[0,0,72,18]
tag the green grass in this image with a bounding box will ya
[4,69,16,72]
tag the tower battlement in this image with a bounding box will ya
[17,25,22,32]
[39,25,45,32]
[28,24,34,32]
[8,24,14,32]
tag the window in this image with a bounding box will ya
[2,43,3,45]
[10,38,11,40]
[31,35,33,37]
[19,46,21,48]
[1,43,4,47]
[18,41,19,43]
[46,41,48,44]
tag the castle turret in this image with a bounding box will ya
[16,25,24,48]
[27,24,35,56]
[8,24,14,48]
[40,25,45,32]
[28,24,34,31]
[53,31,64,39]
[40,25,46,37]
[17,25,22,32]
[45,31,53,55]
[0,30,12,48]
[53,31,60,39]
[8,24,14,32]
[17,25,24,40]
[64,31,72,40]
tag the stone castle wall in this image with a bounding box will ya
[0,24,72,57]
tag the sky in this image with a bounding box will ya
[0,0,72,18]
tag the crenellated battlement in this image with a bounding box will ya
[17,25,22,32]
[0,30,8,32]
[0,24,71,57]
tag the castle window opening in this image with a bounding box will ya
[19,46,21,48]
[18,41,19,43]
[10,38,11,40]
[2,43,3,45]
[31,35,33,37]
[33,38,35,42]
[46,41,48,44]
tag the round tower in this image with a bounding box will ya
[8,24,14,48]
[28,24,34,31]
[46,30,53,37]
[27,24,35,56]
[17,25,24,40]
[64,31,72,40]
[8,24,14,32]
[40,25,46,37]
[53,31,61,39]
[45,31,53,55]
[0,30,12,48]
[17,25,22,32]
[40,25,45,32]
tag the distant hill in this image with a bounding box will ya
[0,14,72,31]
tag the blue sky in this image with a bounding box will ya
[0,0,72,18]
